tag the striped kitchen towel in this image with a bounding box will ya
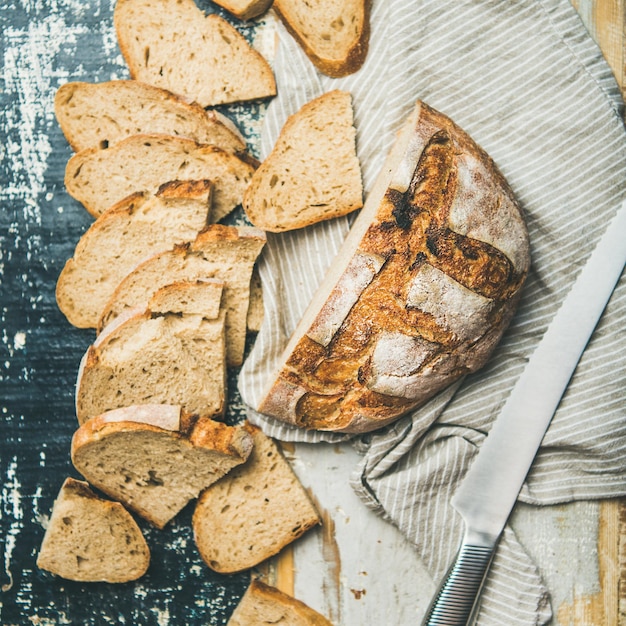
[239,0,626,623]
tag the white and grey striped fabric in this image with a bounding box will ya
[238,1,626,623]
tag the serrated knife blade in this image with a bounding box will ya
[422,198,626,626]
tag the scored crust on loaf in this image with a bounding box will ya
[76,286,227,424]
[97,224,266,367]
[193,422,321,573]
[273,0,370,77]
[71,408,254,529]
[258,101,531,434]
[114,0,276,107]
[243,90,363,232]
[54,80,247,153]
[36,477,150,583]
[56,180,212,329]
[64,133,256,219]
[227,579,333,626]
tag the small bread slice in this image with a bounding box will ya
[56,180,212,329]
[273,0,370,77]
[71,406,254,529]
[98,224,266,367]
[114,0,276,107]
[36,477,150,583]
[54,80,247,153]
[65,133,256,219]
[193,423,321,574]
[228,580,333,626]
[76,282,227,424]
[243,90,363,232]
[213,0,273,21]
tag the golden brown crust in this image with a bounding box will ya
[259,102,530,434]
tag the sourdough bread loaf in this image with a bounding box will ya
[71,407,253,529]
[56,180,212,329]
[76,282,227,423]
[243,90,363,232]
[258,101,531,434]
[54,80,247,153]
[97,224,266,367]
[193,422,320,573]
[36,477,150,583]
[114,0,276,107]
[273,0,370,77]
[228,580,333,626]
[64,134,256,219]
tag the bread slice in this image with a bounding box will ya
[243,90,363,232]
[273,0,370,77]
[213,0,273,21]
[114,0,276,107]
[36,477,150,583]
[192,422,320,573]
[228,580,333,626]
[75,282,227,424]
[246,265,264,332]
[71,406,254,529]
[56,180,212,329]
[98,224,266,367]
[258,101,531,434]
[64,133,256,219]
[54,80,247,153]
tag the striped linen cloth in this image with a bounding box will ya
[238,0,626,623]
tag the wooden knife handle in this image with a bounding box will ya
[421,540,494,625]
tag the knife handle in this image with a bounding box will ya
[421,540,494,625]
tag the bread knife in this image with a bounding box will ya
[421,198,626,626]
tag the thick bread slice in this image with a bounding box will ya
[36,477,149,583]
[71,407,253,529]
[258,101,531,434]
[76,283,227,424]
[56,180,212,329]
[64,133,256,219]
[246,266,264,332]
[213,0,273,21]
[54,80,247,153]
[273,0,370,77]
[114,0,276,107]
[228,580,333,626]
[98,224,266,367]
[243,90,363,232]
[193,422,320,573]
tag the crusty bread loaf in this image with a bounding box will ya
[213,0,273,21]
[36,477,150,583]
[243,90,363,232]
[273,0,370,77]
[193,422,320,573]
[54,80,247,153]
[114,0,276,107]
[228,580,333,626]
[64,133,256,219]
[71,407,253,529]
[258,101,531,434]
[97,224,266,367]
[76,282,227,424]
[56,180,212,329]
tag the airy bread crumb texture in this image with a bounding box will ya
[193,423,321,573]
[114,0,276,106]
[36,478,150,583]
[72,412,253,529]
[243,90,363,232]
[54,80,247,153]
